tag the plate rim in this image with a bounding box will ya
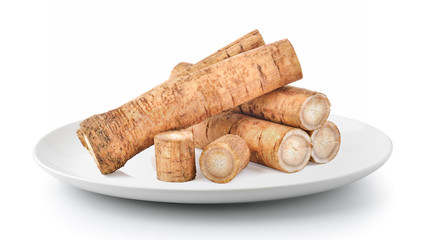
[33,115,393,200]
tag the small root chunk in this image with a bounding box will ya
[154,130,196,182]
[199,135,250,183]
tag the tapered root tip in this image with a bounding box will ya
[300,93,331,131]
[310,121,341,164]
[278,129,312,173]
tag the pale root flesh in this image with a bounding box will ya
[199,134,250,183]
[156,131,192,141]
[300,93,330,130]
[308,121,341,164]
[84,134,99,169]
[202,149,234,178]
[278,129,312,172]
[154,130,196,182]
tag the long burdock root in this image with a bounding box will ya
[191,113,312,173]
[308,121,341,164]
[78,30,262,152]
[154,131,195,182]
[77,39,303,174]
[234,86,330,131]
[200,134,250,183]
[169,30,265,80]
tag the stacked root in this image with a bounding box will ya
[173,54,340,182]
[175,62,340,182]
[232,86,331,131]
[190,113,312,173]
[308,121,341,164]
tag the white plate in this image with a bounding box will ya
[33,115,392,204]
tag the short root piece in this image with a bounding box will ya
[154,131,196,182]
[199,134,250,183]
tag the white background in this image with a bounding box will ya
[1,0,428,239]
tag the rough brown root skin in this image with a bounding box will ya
[78,39,303,174]
[199,134,250,183]
[191,113,312,173]
[188,119,209,149]
[154,131,196,182]
[235,86,330,131]
[308,121,341,164]
[170,30,265,80]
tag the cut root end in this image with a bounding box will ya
[278,129,312,173]
[155,130,193,142]
[300,93,330,131]
[310,121,341,164]
[83,134,101,170]
[199,135,250,183]
[201,148,235,180]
